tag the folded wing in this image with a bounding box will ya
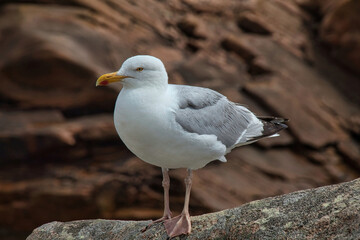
[173,85,288,149]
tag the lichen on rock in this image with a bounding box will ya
[27,178,360,240]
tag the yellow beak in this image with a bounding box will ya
[96,72,130,86]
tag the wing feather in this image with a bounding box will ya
[173,85,262,148]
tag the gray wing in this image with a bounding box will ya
[174,85,258,148]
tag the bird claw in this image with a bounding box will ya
[164,213,191,238]
[141,214,172,232]
[141,224,151,233]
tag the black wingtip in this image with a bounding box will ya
[282,118,289,122]
[246,116,288,142]
[257,116,289,123]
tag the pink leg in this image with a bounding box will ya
[157,167,172,221]
[164,169,192,238]
[142,168,172,232]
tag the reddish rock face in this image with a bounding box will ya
[319,0,360,76]
[0,0,359,239]
[0,4,125,111]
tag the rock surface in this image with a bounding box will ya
[0,0,359,239]
[319,0,360,76]
[27,178,360,240]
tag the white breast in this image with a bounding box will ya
[113,87,226,169]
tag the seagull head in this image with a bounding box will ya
[96,55,168,89]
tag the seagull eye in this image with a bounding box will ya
[135,67,144,72]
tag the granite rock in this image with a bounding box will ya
[27,178,360,240]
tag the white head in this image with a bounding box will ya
[96,55,168,89]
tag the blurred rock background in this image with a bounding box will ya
[0,0,359,239]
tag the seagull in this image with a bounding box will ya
[96,55,287,238]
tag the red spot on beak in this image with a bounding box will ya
[100,80,109,85]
